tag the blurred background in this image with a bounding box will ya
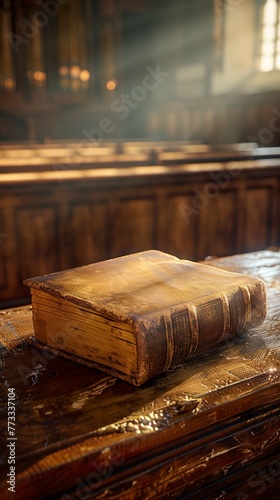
[0,0,280,143]
[0,0,280,308]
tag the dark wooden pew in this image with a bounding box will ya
[0,142,280,306]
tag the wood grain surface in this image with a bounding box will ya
[0,250,280,499]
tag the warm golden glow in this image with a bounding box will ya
[59,65,69,77]
[79,69,90,82]
[70,65,81,78]
[4,78,16,90]
[106,79,117,91]
[33,71,47,83]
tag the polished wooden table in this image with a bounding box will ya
[0,250,280,499]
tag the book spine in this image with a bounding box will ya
[138,280,267,382]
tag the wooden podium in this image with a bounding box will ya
[0,250,280,499]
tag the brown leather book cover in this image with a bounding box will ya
[24,250,267,385]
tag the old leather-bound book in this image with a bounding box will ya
[24,250,267,385]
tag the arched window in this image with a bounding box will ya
[260,0,280,71]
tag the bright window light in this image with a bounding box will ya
[260,0,280,71]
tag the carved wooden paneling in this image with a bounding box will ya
[191,110,203,141]
[110,197,157,257]
[243,185,278,252]
[68,202,108,267]
[245,105,260,143]
[146,93,280,146]
[198,189,239,260]
[228,106,242,143]
[0,159,279,306]
[16,206,59,282]
[165,194,198,260]
[216,108,229,144]
[204,108,216,144]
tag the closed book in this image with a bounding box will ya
[24,250,267,385]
